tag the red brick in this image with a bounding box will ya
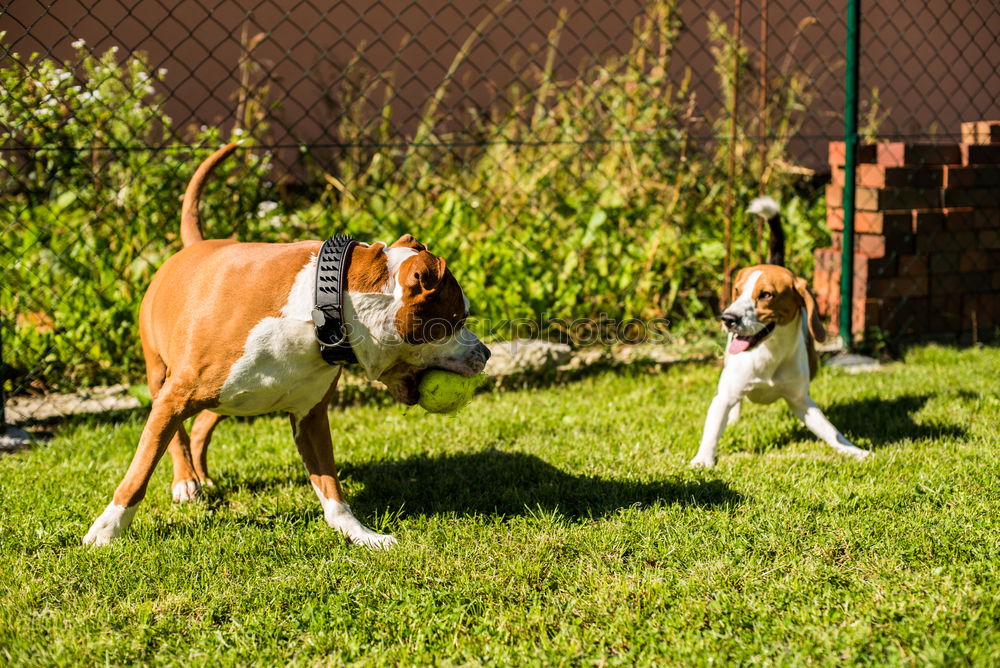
[933,274,964,295]
[942,188,1000,208]
[832,232,888,258]
[938,208,1000,231]
[832,165,944,188]
[870,275,929,298]
[862,298,884,331]
[913,211,947,234]
[828,141,878,166]
[830,185,943,212]
[934,272,994,296]
[916,230,977,254]
[827,208,911,234]
[963,294,1000,332]
[959,250,990,272]
[943,166,1000,188]
[929,253,962,274]
[962,144,1000,165]
[876,143,962,167]
[928,295,964,333]
[980,229,1000,248]
[881,297,929,335]
[898,255,928,276]
[961,121,1000,145]
[812,248,870,337]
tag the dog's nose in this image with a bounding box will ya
[477,341,491,362]
[720,313,739,329]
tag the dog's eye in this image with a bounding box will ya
[758,291,773,300]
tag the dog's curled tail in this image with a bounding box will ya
[748,195,784,267]
[180,142,241,247]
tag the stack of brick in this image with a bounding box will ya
[814,120,1000,340]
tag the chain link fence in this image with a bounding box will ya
[2,0,998,427]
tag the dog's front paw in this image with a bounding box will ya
[322,499,398,549]
[849,448,873,461]
[689,455,717,469]
[82,503,137,546]
[172,479,202,502]
[346,528,398,550]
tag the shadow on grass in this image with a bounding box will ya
[342,448,743,520]
[823,394,967,447]
[745,393,966,453]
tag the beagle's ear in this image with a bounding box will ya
[795,276,827,343]
[731,267,752,302]
[398,251,447,298]
[391,234,427,252]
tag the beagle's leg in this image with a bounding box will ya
[84,387,192,545]
[691,393,740,468]
[787,396,871,461]
[726,400,742,426]
[291,380,397,549]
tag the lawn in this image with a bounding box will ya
[1,344,998,665]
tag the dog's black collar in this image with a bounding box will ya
[311,234,358,365]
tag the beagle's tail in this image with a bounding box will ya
[180,142,241,247]
[748,195,784,267]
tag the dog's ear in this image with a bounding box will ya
[347,242,388,292]
[794,276,826,342]
[391,234,427,252]
[398,251,447,298]
[731,267,752,302]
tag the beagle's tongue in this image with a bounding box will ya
[729,336,753,354]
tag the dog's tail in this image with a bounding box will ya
[748,195,784,267]
[180,142,241,247]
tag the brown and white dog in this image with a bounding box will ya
[690,197,870,467]
[83,143,490,548]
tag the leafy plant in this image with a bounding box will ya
[1,40,273,391]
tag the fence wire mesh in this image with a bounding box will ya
[1,0,998,425]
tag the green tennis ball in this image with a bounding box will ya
[417,370,488,414]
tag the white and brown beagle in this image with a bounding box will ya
[84,144,490,548]
[691,198,870,467]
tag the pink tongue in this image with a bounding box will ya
[729,337,752,354]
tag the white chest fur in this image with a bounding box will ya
[217,257,339,419]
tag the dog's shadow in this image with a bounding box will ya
[823,394,967,447]
[753,393,966,452]
[338,448,743,520]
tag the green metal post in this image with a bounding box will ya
[839,0,861,348]
[0,316,5,429]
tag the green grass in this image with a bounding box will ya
[1,344,998,665]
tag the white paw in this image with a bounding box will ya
[346,528,398,550]
[82,503,137,546]
[689,455,717,469]
[847,448,872,461]
[318,493,398,549]
[172,479,202,502]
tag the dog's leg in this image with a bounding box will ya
[167,424,202,502]
[691,393,739,468]
[291,383,397,549]
[84,390,191,545]
[726,400,742,426]
[189,410,225,486]
[786,396,870,461]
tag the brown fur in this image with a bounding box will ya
[394,251,466,343]
[180,143,240,247]
[347,242,389,292]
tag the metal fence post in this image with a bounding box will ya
[0,317,5,429]
[839,0,861,349]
